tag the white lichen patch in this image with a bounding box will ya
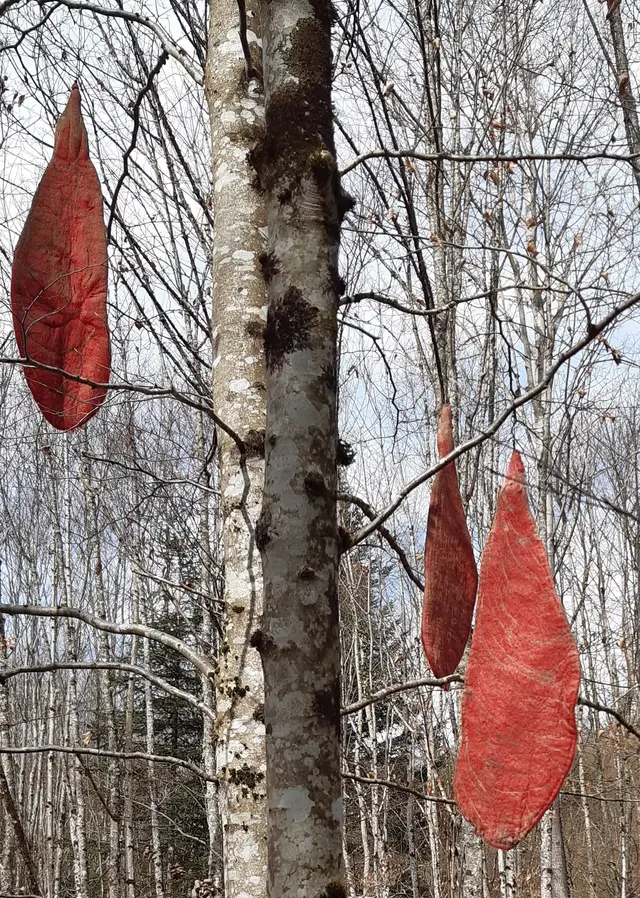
[229,378,251,392]
[224,472,247,499]
[275,787,314,823]
[215,173,241,193]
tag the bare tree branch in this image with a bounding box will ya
[351,291,640,546]
[0,744,214,781]
[107,49,170,240]
[39,0,204,83]
[0,355,246,450]
[341,148,640,176]
[342,769,456,805]
[0,604,213,676]
[342,675,462,715]
[339,492,424,590]
[0,661,216,720]
[578,697,640,742]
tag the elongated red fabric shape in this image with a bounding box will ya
[454,451,580,849]
[421,405,478,677]
[11,84,110,431]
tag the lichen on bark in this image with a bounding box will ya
[204,0,268,892]
[257,0,346,892]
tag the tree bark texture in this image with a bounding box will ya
[607,4,640,198]
[205,0,269,894]
[459,818,483,898]
[254,0,346,891]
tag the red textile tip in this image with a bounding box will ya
[506,449,525,484]
[11,85,111,431]
[454,450,581,849]
[421,405,478,678]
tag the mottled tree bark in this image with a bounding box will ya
[459,818,482,898]
[254,0,346,890]
[142,612,165,898]
[576,748,595,898]
[204,0,268,894]
[0,617,40,895]
[50,444,89,898]
[0,762,41,894]
[82,458,121,898]
[607,4,640,198]
[498,850,516,898]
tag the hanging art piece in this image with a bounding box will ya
[454,451,580,849]
[421,404,478,677]
[11,84,110,431]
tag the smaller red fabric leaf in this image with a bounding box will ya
[421,405,478,678]
[11,84,110,431]
[454,451,581,850]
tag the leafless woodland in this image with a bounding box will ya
[0,0,638,896]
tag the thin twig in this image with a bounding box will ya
[0,744,214,781]
[0,661,216,721]
[0,603,213,677]
[39,0,203,83]
[0,355,245,451]
[107,49,169,241]
[341,147,640,176]
[340,492,424,590]
[342,675,462,715]
[342,770,456,805]
[578,697,640,742]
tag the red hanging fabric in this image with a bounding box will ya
[421,405,478,678]
[454,451,580,849]
[11,84,110,431]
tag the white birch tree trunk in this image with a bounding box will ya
[142,607,165,898]
[204,0,268,893]
[45,674,57,898]
[82,457,122,898]
[123,621,138,898]
[540,812,553,898]
[406,743,419,898]
[459,818,482,898]
[498,850,516,898]
[49,442,90,898]
[0,617,40,895]
[607,5,640,197]
[577,746,595,898]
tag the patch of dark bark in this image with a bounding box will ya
[264,287,318,371]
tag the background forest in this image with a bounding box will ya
[0,0,638,895]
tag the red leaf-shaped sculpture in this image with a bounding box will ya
[421,405,478,677]
[454,451,580,849]
[11,84,110,431]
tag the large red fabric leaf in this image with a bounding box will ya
[454,451,580,849]
[421,405,478,678]
[11,84,110,431]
